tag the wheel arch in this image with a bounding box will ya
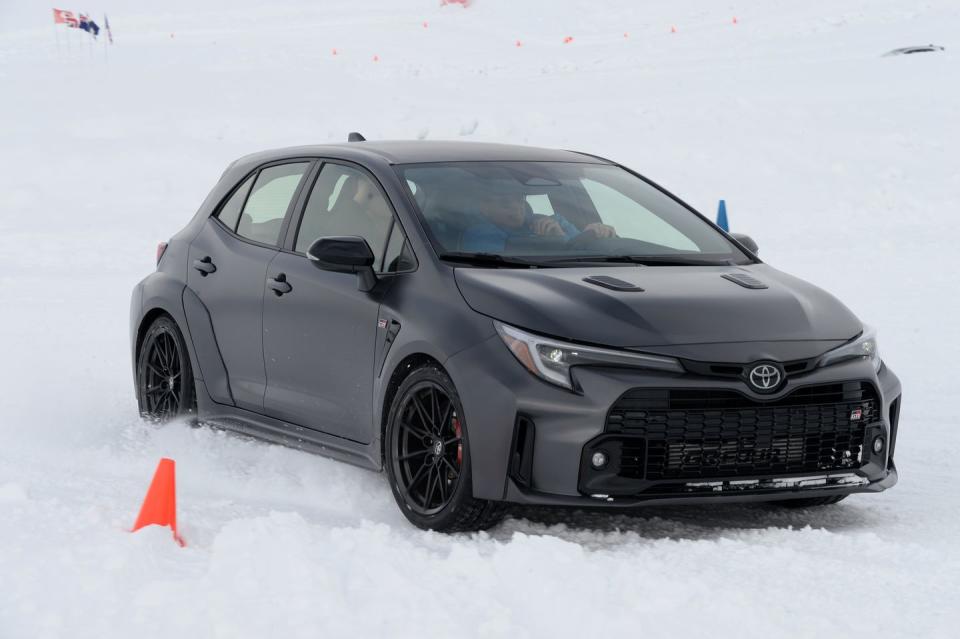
[134,307,176,363]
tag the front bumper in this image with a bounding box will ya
[445,334,901,506]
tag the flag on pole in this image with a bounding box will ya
[104,13,113,44]
[79,13,100,37]
[52,8,79,28]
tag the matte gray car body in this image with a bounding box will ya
[130,140,901,517]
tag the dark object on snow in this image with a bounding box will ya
[130,139,901,532]
[884,45,944,56]
[347,131,366,142]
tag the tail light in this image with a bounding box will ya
[156,241,169,265]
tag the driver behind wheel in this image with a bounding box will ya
[461,187,616,252]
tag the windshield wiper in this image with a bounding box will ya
[548,255,733,266]
[438,252,548,268]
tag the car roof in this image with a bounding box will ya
[231,140,612,169]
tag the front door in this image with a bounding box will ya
[186,161,310,411]
[262,162,403,443]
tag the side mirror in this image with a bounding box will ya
[730,233,759,255]
[306,236,377,291]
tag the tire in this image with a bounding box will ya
[385,366,505,532]
[770,495,848,508]
[136,315,196,421]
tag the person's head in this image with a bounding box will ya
[479,187,526,229]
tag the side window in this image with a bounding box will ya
[295,164,395,272]
[216,176,253,231]
[581,178,699,251]
[236,162,309,245]
[382,223,416,273]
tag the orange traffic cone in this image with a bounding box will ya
[132,458,184,546]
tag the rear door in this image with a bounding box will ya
[261,161,414,442]
[186,161,311,411]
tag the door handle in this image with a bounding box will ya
[193,256,216,276]
[267,273,292,296]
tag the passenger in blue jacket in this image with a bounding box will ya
[461,190,616,252]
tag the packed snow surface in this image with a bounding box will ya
[1,1,959,637]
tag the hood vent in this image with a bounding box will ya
[722,273,768,290]
[583,275,644,292]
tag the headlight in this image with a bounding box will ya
[819,326,881,372]
[494,321,684,390]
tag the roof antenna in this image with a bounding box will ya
[348,132,366,142]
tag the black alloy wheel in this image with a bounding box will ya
[385,366,505,532]
[137,315,195,420]
[393,380,463,515]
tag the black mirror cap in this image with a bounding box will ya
[730,232,759,255]
[307,236,377,291]
[307,236,375,270]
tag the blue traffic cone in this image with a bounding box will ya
[716,199,729,231]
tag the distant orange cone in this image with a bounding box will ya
[671,25,677,33]
[563,35,574,44]
[132,458,184,547]
[733,17,738,24]
[515,39,523,47]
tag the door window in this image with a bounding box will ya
[236,163,309,245]
[295,164,395,271]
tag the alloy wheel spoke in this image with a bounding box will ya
[403,463,429,500]
[169,341,180,371]
[398,449,429,462]
[430,387,440,427]
[398,420,432,440]
[162,336,173,368]
[440,456,460,478]
[411,393,435,434]
[424,465,439,507]
[437,468,448,502]
[438,401,452,434]
[152,344,166,370]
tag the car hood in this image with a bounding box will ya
[454,264,863,362]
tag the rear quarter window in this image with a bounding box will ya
[216,176,254,231]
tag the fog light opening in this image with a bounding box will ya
[872,436,885,454]
[591,451,608,469]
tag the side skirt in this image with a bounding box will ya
[194,380,382,471]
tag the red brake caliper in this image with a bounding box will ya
[452,415,463,466]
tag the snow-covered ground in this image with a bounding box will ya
[1,1,959,636]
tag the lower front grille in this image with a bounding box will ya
[605,382,877,480]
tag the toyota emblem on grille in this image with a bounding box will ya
[748,363,783,392]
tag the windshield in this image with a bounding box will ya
[398,161,752,266]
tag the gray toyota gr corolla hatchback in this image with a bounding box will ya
[130,138,901,531]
